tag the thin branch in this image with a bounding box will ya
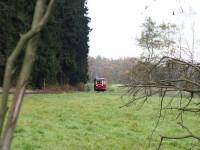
[158,134,200,150]
[164,107,200,113]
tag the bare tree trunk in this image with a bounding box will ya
[0,0,55,149]
[0,29,32,135]
[0,1,46,149]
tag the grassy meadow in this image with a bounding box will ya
[7,85,200,149]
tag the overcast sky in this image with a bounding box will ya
[87,0,200,59]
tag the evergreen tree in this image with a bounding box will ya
[0,0,90,88]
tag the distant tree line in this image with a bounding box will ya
[88,56,137,84]
[0,0,90,89]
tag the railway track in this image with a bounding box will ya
[0,89,65,94]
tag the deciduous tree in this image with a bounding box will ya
[124,17,200,149]
[0,0,55,149]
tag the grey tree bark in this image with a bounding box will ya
[0,0,55,149]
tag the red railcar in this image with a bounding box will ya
[94,78,107,91]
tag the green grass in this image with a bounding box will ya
[9,91,200,150]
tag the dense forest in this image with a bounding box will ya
[88,56,137,84]
[0,0,90,88]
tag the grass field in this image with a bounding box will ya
[9,87,200,149]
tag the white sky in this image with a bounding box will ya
[87,0,200,59]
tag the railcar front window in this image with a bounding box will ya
[97,80,102,84]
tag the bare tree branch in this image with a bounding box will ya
[157,122,200,150]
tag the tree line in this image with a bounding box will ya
[88,56,137,84]
[0,0,90,89]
